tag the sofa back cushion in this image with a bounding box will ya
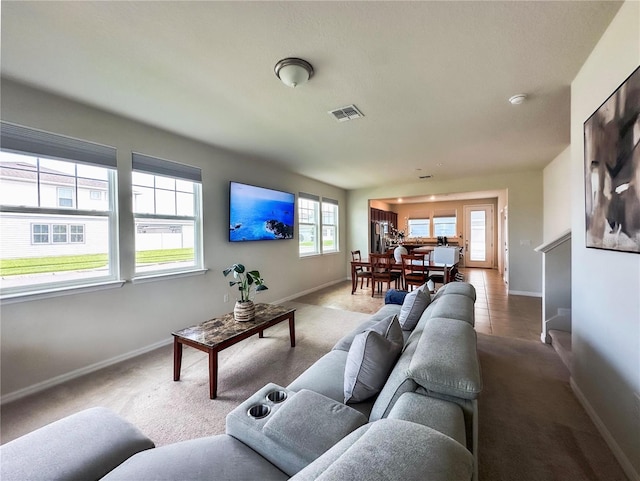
[408,318,482,400]
[289,419,473,481]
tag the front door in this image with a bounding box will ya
[463,205,494,268]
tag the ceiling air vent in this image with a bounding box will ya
[328,104,364,122]
[419,174,433,179]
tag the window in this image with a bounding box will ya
[298,194,320,256]
[132,152,203,276]
[70,225,85,243]
[0,122,118,296]
[52,224,68,243]
[408,218,430,237]
[433,211,457,237]
[298,193,339,256]
[32,224,49,244]
[57,187,74,207]
[321,198,339,253]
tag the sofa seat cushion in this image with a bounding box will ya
[287,350,349,403]
[0,407,154,481]
[290,419,473,481]
[101,435,288,481]
[387,392,466,447]
[408,318,482,400]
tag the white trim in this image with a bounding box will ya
[1,338,172,405]
[534,229,572,253]
[507,289,542,297]
[0,280,125,304]
[131,268,208,284]
[570,378,640,481]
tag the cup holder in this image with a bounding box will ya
[266,390,288,404]
[247,404,271,419]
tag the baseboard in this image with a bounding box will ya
[570,377,640,481]
[507,289,542,297]
[0,338,173,405]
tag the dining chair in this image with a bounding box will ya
[351,250,371,290]
[430,246,459,287]
[400,253,428,291]
[370,252,402,297]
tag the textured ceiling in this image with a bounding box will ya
[0,1,623,190]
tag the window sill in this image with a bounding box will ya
[131,268,208,284]
[0,280,125,305]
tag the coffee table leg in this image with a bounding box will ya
[209,349,218,399]
[173,337,182,381]
[289,314,296,347]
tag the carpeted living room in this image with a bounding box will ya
[1,1,639,480]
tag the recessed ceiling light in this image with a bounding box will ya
[508,94,527,105]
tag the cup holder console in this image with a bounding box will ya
[266,390,288,404]
[247,404,271,419]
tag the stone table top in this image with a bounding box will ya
[171,303,295,348]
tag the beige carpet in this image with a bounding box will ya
[1,303,629,480]
[0,302,369,446]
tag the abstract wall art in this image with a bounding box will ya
[584,66,640,254]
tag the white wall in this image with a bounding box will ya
[570,2,640,478]
[0,79,348,400]
[543,146,572,242]
[348,171,543,295]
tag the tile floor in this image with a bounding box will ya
[294,267,542,342]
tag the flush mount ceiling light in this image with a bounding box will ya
[508,94,527,105]
[274,58,314,88]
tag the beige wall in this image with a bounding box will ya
[348,171,542,295]
[543,146,572,242]
[570,1,640,478]
[0,79,348,400]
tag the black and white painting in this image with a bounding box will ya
[584,66,640,254]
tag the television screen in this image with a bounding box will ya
[229,181,295,242]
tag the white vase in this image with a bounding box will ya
[234,300,255,322]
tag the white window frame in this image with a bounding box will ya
[52,224,68,244]
[31,223,50,244]
[298,193,320,257]
[57,187,74,208]
[0,121,119,299]
[321,198,339,254]
[132,152,203,278]
[70,224,85,244]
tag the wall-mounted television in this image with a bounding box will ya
[229,181,295,242]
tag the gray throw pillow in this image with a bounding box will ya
[368,314,404,346]
[344,328,403,404]
[398,288,430,330]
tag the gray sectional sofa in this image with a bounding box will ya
[1,282,481,481]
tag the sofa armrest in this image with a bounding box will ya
[226,384,367,476]
[0,407,154,481]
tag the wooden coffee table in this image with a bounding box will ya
[171,303,296,399]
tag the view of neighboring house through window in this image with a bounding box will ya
[0,122,118,296]
[433,210,457,238]
[321,198,339,253]
[132,153,203,276]
[407,218,430,238]
[298,194,320,256]
[299,193,340,256]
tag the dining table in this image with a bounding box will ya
[350,257,457,294]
